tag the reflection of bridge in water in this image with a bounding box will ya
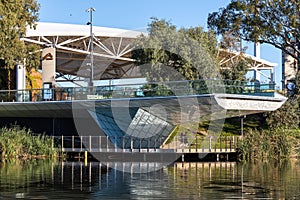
[0,79,287,159]
[56,161,238,191]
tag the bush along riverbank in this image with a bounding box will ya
[236,128,300,161]
[0,125,59,159]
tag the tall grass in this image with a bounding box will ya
[237,128,300,161]
[0,125,59,159]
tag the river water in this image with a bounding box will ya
[0,160,299,199]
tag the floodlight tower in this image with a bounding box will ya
[86,7,96,87]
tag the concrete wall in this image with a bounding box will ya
[42,47,56,85]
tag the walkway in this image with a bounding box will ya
[0,79,275,102]
[57,135,239,153]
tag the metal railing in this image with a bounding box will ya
[54,135,240,153]
[0,79,275,102]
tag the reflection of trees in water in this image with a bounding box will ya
[0,159,58,194]
[167,162,239,199]
[1,160,300,199]
[166,161,300,199]
[240,160,300,200]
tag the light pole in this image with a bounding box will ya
[86,7,96,87]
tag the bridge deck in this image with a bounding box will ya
[56,135,239,154]
[0,79,276,103]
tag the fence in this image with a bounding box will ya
[54,135,240,153]
[0,79,275,102]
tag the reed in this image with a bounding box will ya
[0,125,59,159]
[237,128,300,161]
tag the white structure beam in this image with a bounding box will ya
[24,22,144,82]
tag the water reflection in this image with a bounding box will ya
[0,160,299,199]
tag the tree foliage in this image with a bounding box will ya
[132,18,220,82]
[0,0,40,89]
[208,0,300,62]
[265,96,300,129]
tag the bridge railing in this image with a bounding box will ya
[0,79,275,102]
[53,135,240,153]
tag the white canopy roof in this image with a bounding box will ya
[26,22,144,38]
[23,22,145,81]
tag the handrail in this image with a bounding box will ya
[52,135,240,153]
[0,79,276,102]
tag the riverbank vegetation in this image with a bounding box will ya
[0,125,59,159]
[194,111,300,161]
[237,128,300,161]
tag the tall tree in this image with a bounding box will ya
[132,18,220,82]
[0,0,39,89]
[208,0,300,62]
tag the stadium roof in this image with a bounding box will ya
[23,22,277,82]
[23,22,145,80]
[26,22,143,38]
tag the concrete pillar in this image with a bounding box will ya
[254,43,261,82]
[16,63,26,102]
[254,42,260,58]
[253,69,260,82]
[42,47,56,85]
[16,64,25,90]
[282,47,297,89]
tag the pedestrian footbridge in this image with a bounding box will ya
[0,79,287,150]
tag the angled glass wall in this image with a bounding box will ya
[93,107,174,149]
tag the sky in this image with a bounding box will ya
[37,0,282,88]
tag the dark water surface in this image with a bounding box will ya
[0,160,299,199]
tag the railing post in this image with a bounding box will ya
[209,136,211,152]
[72,135,74,152]
[80,136,83,152]
[122,137,125,152]
[230,136,232,152]
[220,137,222,152]
[196,136,198,153]
[202,138,204,152]
[115,136,117,152]
[139,138,141,152]
[214,136,217,152]
[225,136,227,152]
[106,136,109,152]
[61,135,64,152]
[99,136,101,152]
[89,136,92,152]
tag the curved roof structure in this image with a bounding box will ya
[218,49,277,82]
[26,22,143,38]
[23,22,277,83]
[23,22,145,81]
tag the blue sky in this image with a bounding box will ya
[37,0,282,88]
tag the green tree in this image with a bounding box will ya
[208,0,300,62]
[0,0,39,89]
[265,96,300,129]
[132,18,220,82]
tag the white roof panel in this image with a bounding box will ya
[26,22,144,38]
